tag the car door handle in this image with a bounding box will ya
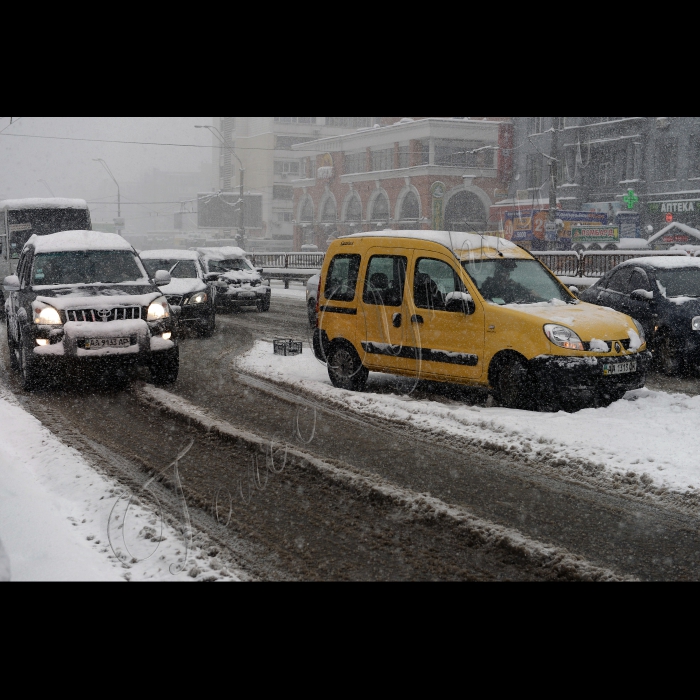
[411,315,424,325]
[392,313,402,328]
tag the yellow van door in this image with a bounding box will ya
[359,248,415,374]
[407,253,485,381]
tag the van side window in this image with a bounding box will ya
[325,254,361,302]
[414,258,464,311]
[363,256,407,307]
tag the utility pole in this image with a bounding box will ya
[548,117,562,250]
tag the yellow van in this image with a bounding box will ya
[312,231,652,410]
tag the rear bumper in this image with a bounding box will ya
[529,351,652,395]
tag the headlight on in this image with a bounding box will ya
[186,292,208,305]
[147,296,170,321]
[693,317,700,331]
[33,304,62,325]
[544,324,585,351]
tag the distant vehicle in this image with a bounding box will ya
[0,199,92,316]
[579,257,700,376]
[196,247,271,313]
[301,244,319,252]
[3,231,179,390]
[140,249,217,337]
[315,231,651,411]
[307,274,320,328]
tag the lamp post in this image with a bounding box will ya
[93,159,123,235]
[195,124,246,250]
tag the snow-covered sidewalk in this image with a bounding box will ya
[0,386,236,582]
[236,341,700,496]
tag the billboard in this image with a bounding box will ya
[504,210,609,247]
[197,193,263,230]
[572,226,620,244]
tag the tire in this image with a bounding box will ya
[150,347,180,386]
[307,300,318,329]
[7,321,19,372]
[656,333,682,376]
[327,343,369,392]
[19,334,42,391]
[201,310,216,338]
[261,293,271,313]
[493,356,533,410]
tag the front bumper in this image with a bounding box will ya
[176,302,214,325]
[217,286,270,307]
[530,351,652,395]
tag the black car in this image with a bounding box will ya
[579,257,700,375]
[140,250,217,337]
[3,231,179,390]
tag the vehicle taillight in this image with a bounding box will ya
[316,277,322,328]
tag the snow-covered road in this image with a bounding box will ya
[237,341,700,497]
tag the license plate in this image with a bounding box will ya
[603,361,637,376]
[85,338,131,350]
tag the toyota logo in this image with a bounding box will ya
[98,309,112,322]
[615,342,622,354]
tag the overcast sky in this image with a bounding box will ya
[0,117,213,202]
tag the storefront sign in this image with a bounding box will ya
[572,226,620,244]
[9,223,32,233]
[648,200,700,215]
[662,233,692,244]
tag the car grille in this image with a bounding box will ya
[165,295,183,306]
[65,307,143,323]
[583,339,632,352]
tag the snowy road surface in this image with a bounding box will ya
[2,294,700,580]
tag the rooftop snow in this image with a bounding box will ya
[140,249,201,261]
[620,256,700,270]
[29,231,134,254]
[196,247,248,259]
[0,198,89,211]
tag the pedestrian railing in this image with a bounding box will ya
[250,253,326,270]
[532,250,689,279]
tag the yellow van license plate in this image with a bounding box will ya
[603,361,637,376]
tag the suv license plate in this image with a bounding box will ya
[85,338,131,350]
[603,361,637,376]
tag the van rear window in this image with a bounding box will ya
[325,254,361,303]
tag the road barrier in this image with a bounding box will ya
[250,253,326,270]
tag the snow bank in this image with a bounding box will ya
[0,387,237,582]
[237,342,700,496]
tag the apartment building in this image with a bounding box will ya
[211,117,381,250]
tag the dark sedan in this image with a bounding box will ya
[579,257,700,375]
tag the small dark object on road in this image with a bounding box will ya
[274,339,303,357]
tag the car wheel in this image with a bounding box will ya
[19,335,41,391]
[307,300,318,328]
[656,333,682,376]
[327,343,368,392]
[201,310,216,338]
[261,293,271,313]
[150,347,180,386]
[493,356,533,410]
[7,321,19,372]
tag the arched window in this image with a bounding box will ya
[371,193,390,223]
[300,198,314,224]
[444,191,487,232]
[321,197,337,223]
[345,195,362,222]
[400,191,420,221]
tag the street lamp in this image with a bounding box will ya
[195,124,247,250]
[93,159,123,235]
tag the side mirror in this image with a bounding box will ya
[204,272,220,283]
[445,292,476,316]
[256,268,264,275]
[155,270,172,286]
[631,289,654,301]
[215,280,229,289]
[569,286,580,296]
[3,275,20,293]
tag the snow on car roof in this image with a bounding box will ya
[620,256,700,270]
[140,249,200,261]
[195,247,248,260]
[342,230,521,259]
[28,231,135,254]
[0,198,89,211]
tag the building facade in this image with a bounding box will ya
[291,117,512,251]
[211,117,382,250]
[511,117,700,243]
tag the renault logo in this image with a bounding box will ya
[98,309,112,322]
[615,342,622,354]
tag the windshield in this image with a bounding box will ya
[462,259,573,305]
[655,268,700,298]
[209,258,254,273]
[143,259,199,279]
[32,251,148,286]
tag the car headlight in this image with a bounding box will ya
[147,296,170,321]
[693,317,700,331]
[33,303,62,325]
[186,292,208,305]
[544,324,584,351]
[633,319,646,345]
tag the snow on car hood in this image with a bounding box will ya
[499,300,637,340]
[221,270,261,284]
[158,278,207,296]
[35,285,161,310]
